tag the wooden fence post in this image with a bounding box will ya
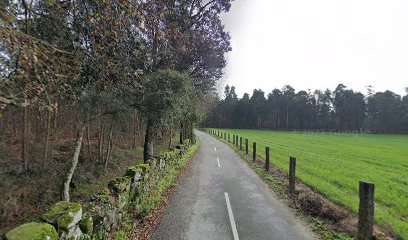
[228,133,230,142]
[265,147,270,171]
[224,132,226,140]
[357,181,375,240]
[245,139,248,155]
[233,134,235,144]
[253,142,256,162]
[236,135,238,147]
[289,157,296,193]
[239,137,243,150]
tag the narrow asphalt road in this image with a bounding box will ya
[151,130,316,240]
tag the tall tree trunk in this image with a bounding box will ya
[86,125,92,161]
[50,105,58,160]
[43,110,51,168]
[286,106,289,129]
[257,115,260,128]
[133,109,140,149]
[143,117,154,163]
[104,119,114,169]
[179,122,183,144]
[0,110,6,134]
[13,110,17,136]
[73,111,77,139]
[274,112,277,129]
[168,127,173,149]
[37,109,43,140]
[63,125,85,202]
[22,107,29,172]
[98,119,105,162]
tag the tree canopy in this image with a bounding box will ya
[0,0,232,201]
[206,84,408,133]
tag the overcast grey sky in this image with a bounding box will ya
[219,0,408,97]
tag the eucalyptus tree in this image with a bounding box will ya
[367,91,402,133]
[333,84,366,130]
[206,84,408,133]
[60,0,147,201]
[282,85,296,129]
[314,89,334,130]
[122,0,233,158]
[401,90,408,132]
[1,0,233,199]
[267,89,284,129]
[1,1,82,172]
[249,89,266,128]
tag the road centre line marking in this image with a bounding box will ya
[217,157,221,167]
[214,147,217,151]
[224,192,239,240]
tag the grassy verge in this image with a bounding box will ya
[204,130,356,240]
[207,128,404,239]
[129,139,200,239]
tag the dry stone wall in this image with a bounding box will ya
[4,139,192,240]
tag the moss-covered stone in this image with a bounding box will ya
[117,192,130,211]
[79,215,93,236]
[183,139,190,145]
[42,201,82,230]
[91,188,111,203]
[60,225,82,240]
[5,222,58,240]
[159,158,165,171]
[125,166,140,176]
[5,139,195,240]
[125,166,143,183]
[167,150,177,159]
[108,176,131,193]
[136,163,150,173]
[128,188,138,200]
[159,153,167,160]
[148,158,158,169]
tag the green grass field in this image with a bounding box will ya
[208,128,408,239]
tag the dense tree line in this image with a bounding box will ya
[205,85,408,133]
[0,0,231,200]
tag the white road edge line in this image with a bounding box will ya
[217,157,221,168]
[224,192,239,240]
